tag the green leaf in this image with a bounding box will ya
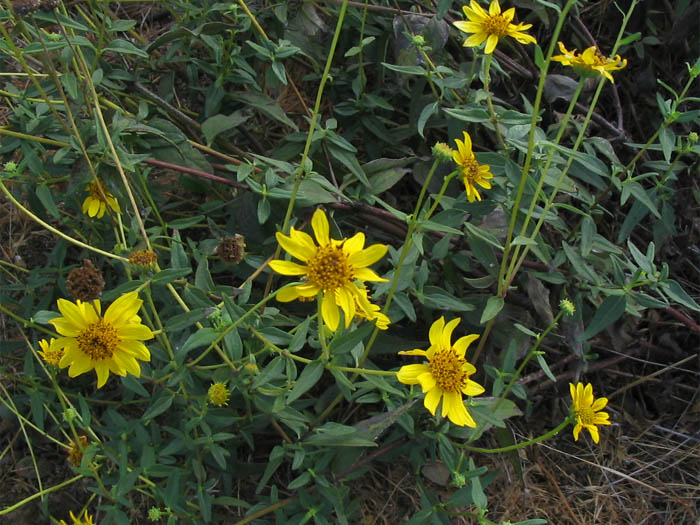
[229,91,298,130]
[165,309,208,332]
[535,354,556,382]
[151,267,192,284]
[201,112,248,146]
[103,39,148,57]
[419,286,475,312]
[287,360,324,403]
[579,295,627,341]
[511,235,537,246]
[662,279,700,311]
[417,102,439,138]
[36,185,60,219]
[562,241,599,283]
[480,296,504,324]
[329,322,374,355]
[658,127,675,163]
[142,392,174,420]
[180,328,219,353]
[303,422,377,447]
[625,181,661,219]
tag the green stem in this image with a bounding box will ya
[482,53,506,153]
[459,418,572,454]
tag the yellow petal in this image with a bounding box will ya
[424,386,442,415]
[311,208,330,246]
[321,292,340,331]
[269,260,308,276]
[276,231,315,262]
[347,243,387,269]
[397,363,430,385]
[484,34,499,54]
[440,317,461,349]
[453,334,479,357]
[462,378,485,397]
[342,232,365,254]
[428,317,445,347]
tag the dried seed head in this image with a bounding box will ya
[66,259,104,302]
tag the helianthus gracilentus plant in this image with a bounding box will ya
[269,208,388,331]
[570,382,611,444]
[453,131,494,202]
[82,179,120,218]
[453,0,536,54]
[552,41,627,82]
[397,317,485,427]
[49,291,153,388]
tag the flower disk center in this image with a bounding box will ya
[575,407,596,425]
[461,159,480,183]
[484,15,509,37]
[77,319,119,360]
[429,349,466,392]
[307,244,353,291]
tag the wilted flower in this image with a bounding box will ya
[67,434,88,466]
[82,179,120,218]
[128,249,158,270]
[66,259,105,302]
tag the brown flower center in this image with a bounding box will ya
[461,159,480,183]
[77,319,118,360]
[306,244,353,291]
[429,348,467,392]
[87,180,114,203]
[484,15,510,37]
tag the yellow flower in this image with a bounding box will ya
[269,208,388,331]
[453,131,494,202]
[453,0,536,55]
[49,291,154,388]
[551,42,627,83]
[397,317,485,427]
[59,510,95,525]
[208,382,230,406]
[38,338,63,366]
[82,179,121,218]
[569,382,611,444]
[353,286,391,330]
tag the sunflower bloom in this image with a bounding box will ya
[453,0,536,55]
[38,338,63,366]
[453,131,494,202]
[397,317,485,427]
[269,209,388,331]
[59,511,95,525]
[552,42,627,83]
[82,179,121,218]
[570,382,611,444]
[49,291,153,388]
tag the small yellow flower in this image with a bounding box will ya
[551,42,627,83]
[453,0,536,55]
[559,298,575,316]
[82,179,121,218]
[397,317,485,427]
[570,382,611,444]
[59,510,95,525]
[269,209,388,331]
[48,291,154,388]
[38,338,63,366]
[453,131,494,202]
[432,142,455,163]
[208,382,230,406]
